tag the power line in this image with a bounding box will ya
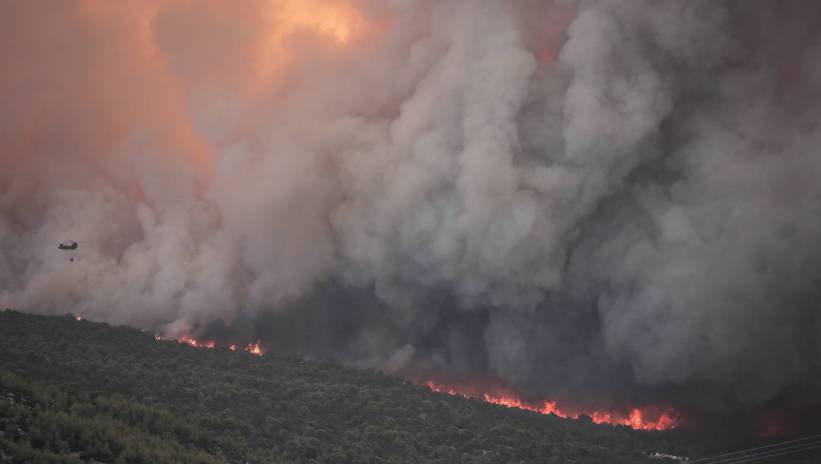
[710,442,821,464]
[686,434,821,464]
[687,434,821,463]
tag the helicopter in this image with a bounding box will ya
[58,240,79,261]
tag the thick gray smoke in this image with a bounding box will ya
[3,0,821,419]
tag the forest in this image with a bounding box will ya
[0,310,815,463]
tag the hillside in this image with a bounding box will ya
[0,310,800,463]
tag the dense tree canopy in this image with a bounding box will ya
[0,311,816,463]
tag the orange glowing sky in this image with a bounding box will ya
[3,0,380,188]
[11,0,804,439]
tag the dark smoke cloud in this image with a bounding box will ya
[3,0,821,424]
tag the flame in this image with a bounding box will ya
[164,335,675,429]
[177,335,215,349]
[425,381,680,432]
[74,315,84,321]
[174,336,264,356]
[246,341,263,356]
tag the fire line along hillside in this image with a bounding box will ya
[0,311,811,464]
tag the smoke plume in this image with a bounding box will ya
[3,0,821,430]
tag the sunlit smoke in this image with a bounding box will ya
[3,0,821,434]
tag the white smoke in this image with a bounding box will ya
[2,0,821,412]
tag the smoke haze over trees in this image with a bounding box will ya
[2,0,821,428]
[2,311,706,463]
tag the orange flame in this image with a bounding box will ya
[424,381,680,432]
[246,341,263,356]
[175,336,264,356]
[176,335,217,349]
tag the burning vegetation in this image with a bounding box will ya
[424,380,679,432]
[171,329,677,431]
[167,335,264,356]
[164,331,677,431]
[5,1,821,440]
[5,311,718,463]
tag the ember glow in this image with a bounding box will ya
[177,336,215,349]
[424,381,680,432]
[175,336,264,356]
[246,342,263,356]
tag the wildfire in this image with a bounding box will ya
[246,342,263,356]
[177,335,216,349]
[755,410,795,439]
[174,336,264,356]
[424,381,680,432]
